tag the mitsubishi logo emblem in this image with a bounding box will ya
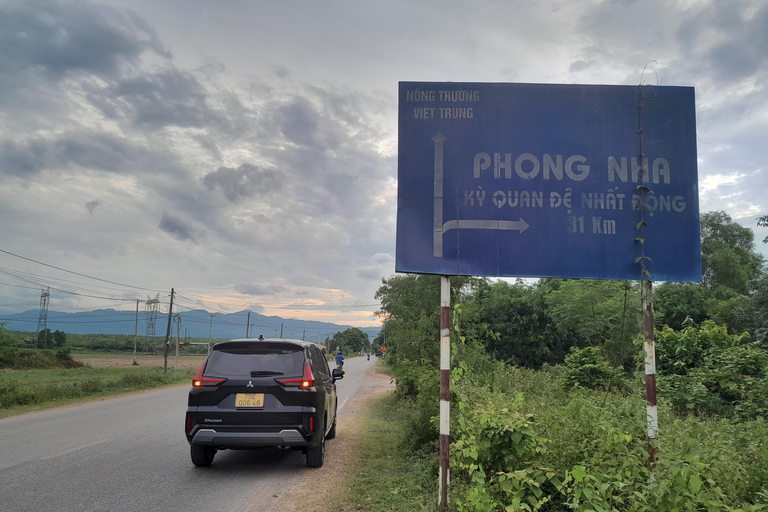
[246,380,254,388]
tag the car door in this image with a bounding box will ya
[308,347,336,432]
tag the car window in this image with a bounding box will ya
[203,349,304,377]
[306,347,326,377]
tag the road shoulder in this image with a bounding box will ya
[264,362,395,512]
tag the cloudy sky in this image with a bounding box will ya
[0,0,766,329]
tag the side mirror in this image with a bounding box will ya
[332,368,345,381]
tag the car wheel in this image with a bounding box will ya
[306,428,325,468]
[326,416,337,440]
[190,445,217,467]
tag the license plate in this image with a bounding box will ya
[235,393,265,408]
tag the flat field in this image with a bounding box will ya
[72,353,207,369]
[0,353,202,417]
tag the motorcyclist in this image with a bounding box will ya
[367,353,370,361]
[335,352,344,368]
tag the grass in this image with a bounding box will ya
[0,365,195,418]
[331,367,438,512]
[336,394,437,511]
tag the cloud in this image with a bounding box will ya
[202,163,282,202]
[0,0,166,79]
[357,267,383,280]
[248,304,265,314]
[158,211,198,242]
[0,132,186,178]
[234,283,288,296]
[676,1,768,86]
[84,67,234,131]
[85,200,101,214]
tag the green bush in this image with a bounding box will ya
[655,321,747,376]
[449,361,768,510]
[0,348,84,370]
[452,386,564,511]
[656,323,768,419]
[562,346,626,391]
[80,377,104,393]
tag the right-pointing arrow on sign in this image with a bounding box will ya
[434,218,530,257]
[443,218,530,234]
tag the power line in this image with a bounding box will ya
[0,275,137,302]
[0,267,150,297]
[0,248,164,293]
[0,268,138,298]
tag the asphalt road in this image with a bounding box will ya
[0,355,377,512]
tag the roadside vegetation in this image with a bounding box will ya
[0,322,372,418]
[334,392,437,512]
[372,211,768,510]
[0,325,195,417]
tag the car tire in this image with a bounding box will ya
[306,428,325,468]
[326,416,337,440]
[190,445,217,467]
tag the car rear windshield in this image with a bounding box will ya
[203,348,305,377]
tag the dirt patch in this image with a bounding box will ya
[263,363,396,512]
[72,353,207,369]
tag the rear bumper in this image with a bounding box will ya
[190,428,308,447]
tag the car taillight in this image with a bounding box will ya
[276,361,314,389]
[192,361,227,387]
[309,416,314,432]
[186,415,192,432]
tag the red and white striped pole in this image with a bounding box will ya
[439,276,451,509]
[642,279,657,466]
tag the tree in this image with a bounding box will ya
[37,328,52,347]
[757,214,768,244]
[53,330,67,347]
[700,211,764,294]
[0,323,16,348]
[543,279,641,369]
[654,282,710,330]
[331,328,369,354]
[374,274,475,364]
[463,279,579,368]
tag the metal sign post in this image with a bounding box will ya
[438,276,451,509]
[642,279,657,466]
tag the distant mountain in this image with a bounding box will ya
[0,309,381,342]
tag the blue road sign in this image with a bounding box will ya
[396,82,701,281]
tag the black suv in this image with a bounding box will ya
[185,338,344,468]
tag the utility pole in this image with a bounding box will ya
[133,299,141,366]
[208,314,214,355]
[163,288,174,374]
[280,323,283,338]
[175,314,181,369]
[246,312,251,338]
[303,330,305,341]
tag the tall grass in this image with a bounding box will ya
[335,393,437,512]
[450,364,768,510]
[0,366,195,414]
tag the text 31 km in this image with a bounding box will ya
[569,216,616,235]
